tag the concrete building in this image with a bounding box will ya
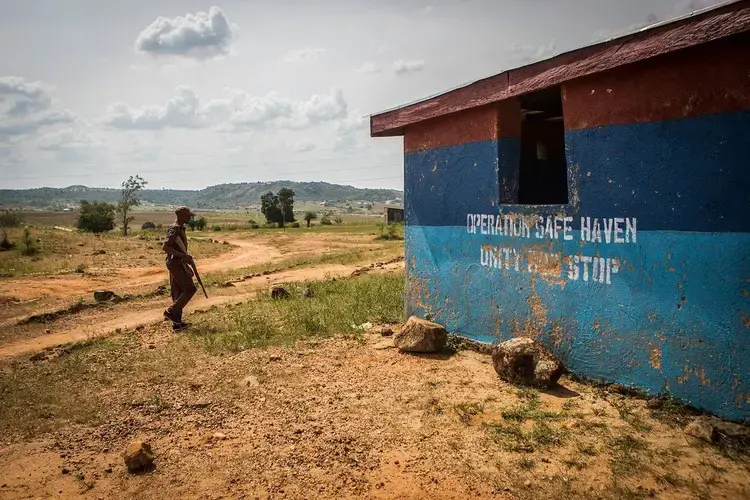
[370,1,750,421]
[384,205,405,225]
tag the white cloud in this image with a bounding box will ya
[355,62,380,74]
[281,48,325,63]
[291,140,316,153]
[332,112,368,152]
[135,6,238,59]
[101,86,349,132]
[420,5,434,14]
[295,88,348,126]
[36,127,103,151]
[102,86,209,130]
[0,76,76,141]
[393,59,425,74]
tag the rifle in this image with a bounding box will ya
[174,235,208,298]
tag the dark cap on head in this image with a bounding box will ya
[175,206,196,217]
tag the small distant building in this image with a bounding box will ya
[370,1,750,421]
[383,205,404,225]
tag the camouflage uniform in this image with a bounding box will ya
[163,207,197,330]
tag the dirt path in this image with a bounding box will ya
[3,238,282,304]
[0,261,404,360]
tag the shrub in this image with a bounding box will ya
[263,223,278,229]
[290,222,300,228]
[375,221,404,241]
[334,216,343,225]
[320,210,333,225]
[248,219,258,226]
[76,201,116,233]
[303,212,317,228]
[0,211,21,229]
[0,211,16,250]
[141,221,156,230]
[250,224,260,229]
[20,227,38,256]
[212,225,222,231]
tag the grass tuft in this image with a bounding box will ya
[609,433,651,477]
[455,402,484,425]
[188,274,404,354]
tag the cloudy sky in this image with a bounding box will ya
[0,0,720,191]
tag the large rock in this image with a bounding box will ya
[393,316,447,353]
[684,416,750,443]
[123,440,155,472]
[491,337,564,388]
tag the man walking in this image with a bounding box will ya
[162,206,197,331]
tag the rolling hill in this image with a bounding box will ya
[0,181,403,210]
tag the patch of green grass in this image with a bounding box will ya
[0,335,198,439]
[561,399,579,411]
[648,397,696,428]
[501,396,565,423]
[487,420,568,453]
[531,421,568,446]
[515,387,540,401]
[455,402,484,424]
[189,273,405,354]
[201,245,401,287]
[609,433,651,477]
[612,400,653,432]
[576,419,609,432]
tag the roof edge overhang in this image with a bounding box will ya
[370,0,750,138]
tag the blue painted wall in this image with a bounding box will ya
[403,110,750,421]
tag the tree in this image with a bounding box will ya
[277,188,295,225]
[20,227,37,256]
[261,188,296,228]
[320,210,333,226]
[260,191,281,227]
[195,216,207,231]
[0,210,20,250]
[303,211,318,228]
[116,175,147,236]
[76,200,116,233]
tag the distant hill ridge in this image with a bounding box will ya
[0,181,404,210]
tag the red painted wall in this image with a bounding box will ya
[404,100,522,153]
[563,33,750,130]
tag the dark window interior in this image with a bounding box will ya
[518,86,569,204]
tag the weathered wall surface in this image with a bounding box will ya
[403,35,750,421]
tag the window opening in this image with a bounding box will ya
[517,86,568,204]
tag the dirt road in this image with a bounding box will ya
[3,238,283,304]
[0,260,404,360]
